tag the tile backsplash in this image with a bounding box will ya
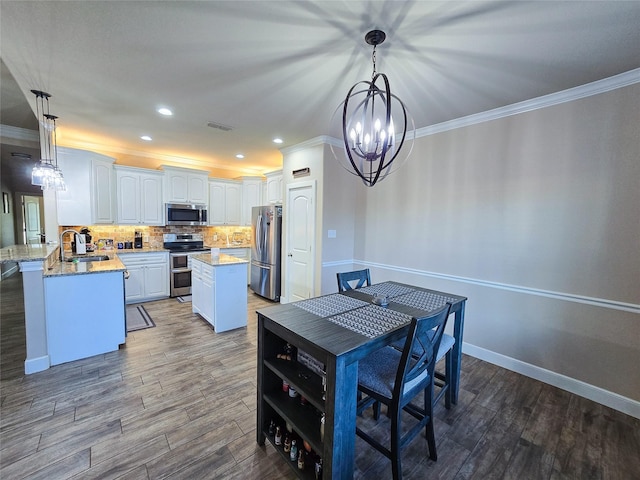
[58,225,252,250]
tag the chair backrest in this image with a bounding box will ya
[336,269,371,292]
[395,303,452,402]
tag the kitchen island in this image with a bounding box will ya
[190,252,248,332]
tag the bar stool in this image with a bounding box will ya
[356,303,452,480]
[336,268,371,292]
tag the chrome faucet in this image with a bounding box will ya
[59,229,81,262]
[226,232,230,247]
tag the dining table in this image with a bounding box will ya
[256,281,467,479]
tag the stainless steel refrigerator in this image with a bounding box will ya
[250,205,282,301]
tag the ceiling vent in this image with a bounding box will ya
[207,121,233,132]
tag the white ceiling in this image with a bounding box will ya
[2,1,640,177]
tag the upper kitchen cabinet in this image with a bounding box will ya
[241,176,263,225]
[56,147,115,226]
[209,179,241,225]
[265,170,283,204]
[162,166,209,204]
[114,165,164,225]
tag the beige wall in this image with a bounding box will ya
[355,83,640,403]
[259,81,640,411]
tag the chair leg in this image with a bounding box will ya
[445,350,452,409]
[426,420,437,461]
[373,400,381,420]
[424,389,437,461]
[391,403,402,480]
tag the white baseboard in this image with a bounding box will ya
[1,264,19,280]
[24,355,50,374]
[463,343,640,420]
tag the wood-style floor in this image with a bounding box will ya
[1,272,638,479]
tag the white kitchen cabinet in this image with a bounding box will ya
[56,147,115,225]
[114,166,164,225]
[124,264,144,302]
[241,176,263,225]
[191,259,214,324]
[191,258,203,314]
[191,255,247,332]
[265,170,283,204]
[208,179,241,225]
[119,252,169,303]
[93,158,115,223]
[162,166,209,204]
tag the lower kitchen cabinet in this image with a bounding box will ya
[119,252,169,303]
[191,255,247,332]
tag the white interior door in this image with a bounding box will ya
[23,195,43,244]
[284,181,316,302]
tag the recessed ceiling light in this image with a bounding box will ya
[141,135,152,141]
[157,107,173,116]
[273,138,283,144]
[235,154,245,159]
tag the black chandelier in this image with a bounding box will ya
[331,30,414,187]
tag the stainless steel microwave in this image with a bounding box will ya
[165,203,208,226]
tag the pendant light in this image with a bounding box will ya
[331,30,414,187]
[31,89,66,191]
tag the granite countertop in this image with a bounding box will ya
[115,244,250,252]
[1,242,250,276]
[191,252,249,267]
[44,253,126,277]
[0,244,59,264]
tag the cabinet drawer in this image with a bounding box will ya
[201,263,214,279]
[190,259,202,274]
[119,252,168,266]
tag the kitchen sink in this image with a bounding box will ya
[66,255,111,263]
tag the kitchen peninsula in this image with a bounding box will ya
[191,252,248,332]
[1,240,251,374]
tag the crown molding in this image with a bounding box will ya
[316,68,640,148]
[280,135,341,155]
[0,124,39,142]
[415,68,640,137]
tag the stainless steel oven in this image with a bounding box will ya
[164,233,209,297]
[170,252,193,297]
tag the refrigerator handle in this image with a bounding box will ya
[255,213,263,257]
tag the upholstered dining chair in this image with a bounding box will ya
[336,268,371,292]
[356,303,452,480]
